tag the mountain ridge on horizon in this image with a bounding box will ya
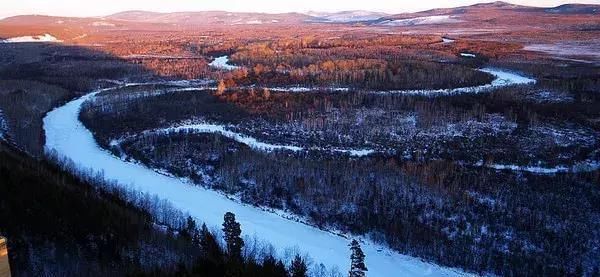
[2,1,598,21]
[0,1,597,26]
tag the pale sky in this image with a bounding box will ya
[1,0,599,19]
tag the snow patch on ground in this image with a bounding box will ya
[374,68,536,96]
[209,56,240,71]
[524,42,600,61]
[380,15,462,26]
[524,90,574,103]
[460,53,476,58]
[44,87,468,277]
[1,34,61,43]
[428,114,518,138]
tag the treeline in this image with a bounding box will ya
[1,141,343,276]
[225,40,494,90]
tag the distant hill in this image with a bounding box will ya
[0,1,598,30]
[107,10,312,25]
[305,10,388,23]
[372,1,600,27]
[544,4,600,14]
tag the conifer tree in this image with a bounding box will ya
[349,239,367,277]
[290,254,308,277]
[222,212,244,260]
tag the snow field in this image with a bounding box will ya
[1,34,61,43]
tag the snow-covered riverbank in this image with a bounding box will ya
[44,88,470,277]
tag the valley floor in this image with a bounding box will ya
[44,87,471,276]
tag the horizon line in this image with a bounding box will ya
[0,0,597,20]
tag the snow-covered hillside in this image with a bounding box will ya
[379,15,462,26]
[306,10,388,23]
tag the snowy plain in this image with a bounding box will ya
[0,34,61,43]
[44,88,470,277]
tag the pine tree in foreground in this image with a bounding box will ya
[290,254,308,277]
[349,239,367,277]
[222,212,244,261]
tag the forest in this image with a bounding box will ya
[0,141,347,276]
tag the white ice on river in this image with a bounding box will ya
[209,56,240,71]
[133,123,376,157]
[442,37,455,44]
[375,67,536,96]
[44,88,470,277]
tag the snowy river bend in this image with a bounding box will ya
[43,67,536,276]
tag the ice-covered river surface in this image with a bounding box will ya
[209,56,240,70]
[44,89,471,276]
[374,67,536,96]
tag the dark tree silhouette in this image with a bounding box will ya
[290,254,308,277]
[262,255,288,277]
[349,239,367,277]
[200,223,223,262]
[222,212,244,260]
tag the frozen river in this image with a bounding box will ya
[44,88,469,277]
[43,66,538,276]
